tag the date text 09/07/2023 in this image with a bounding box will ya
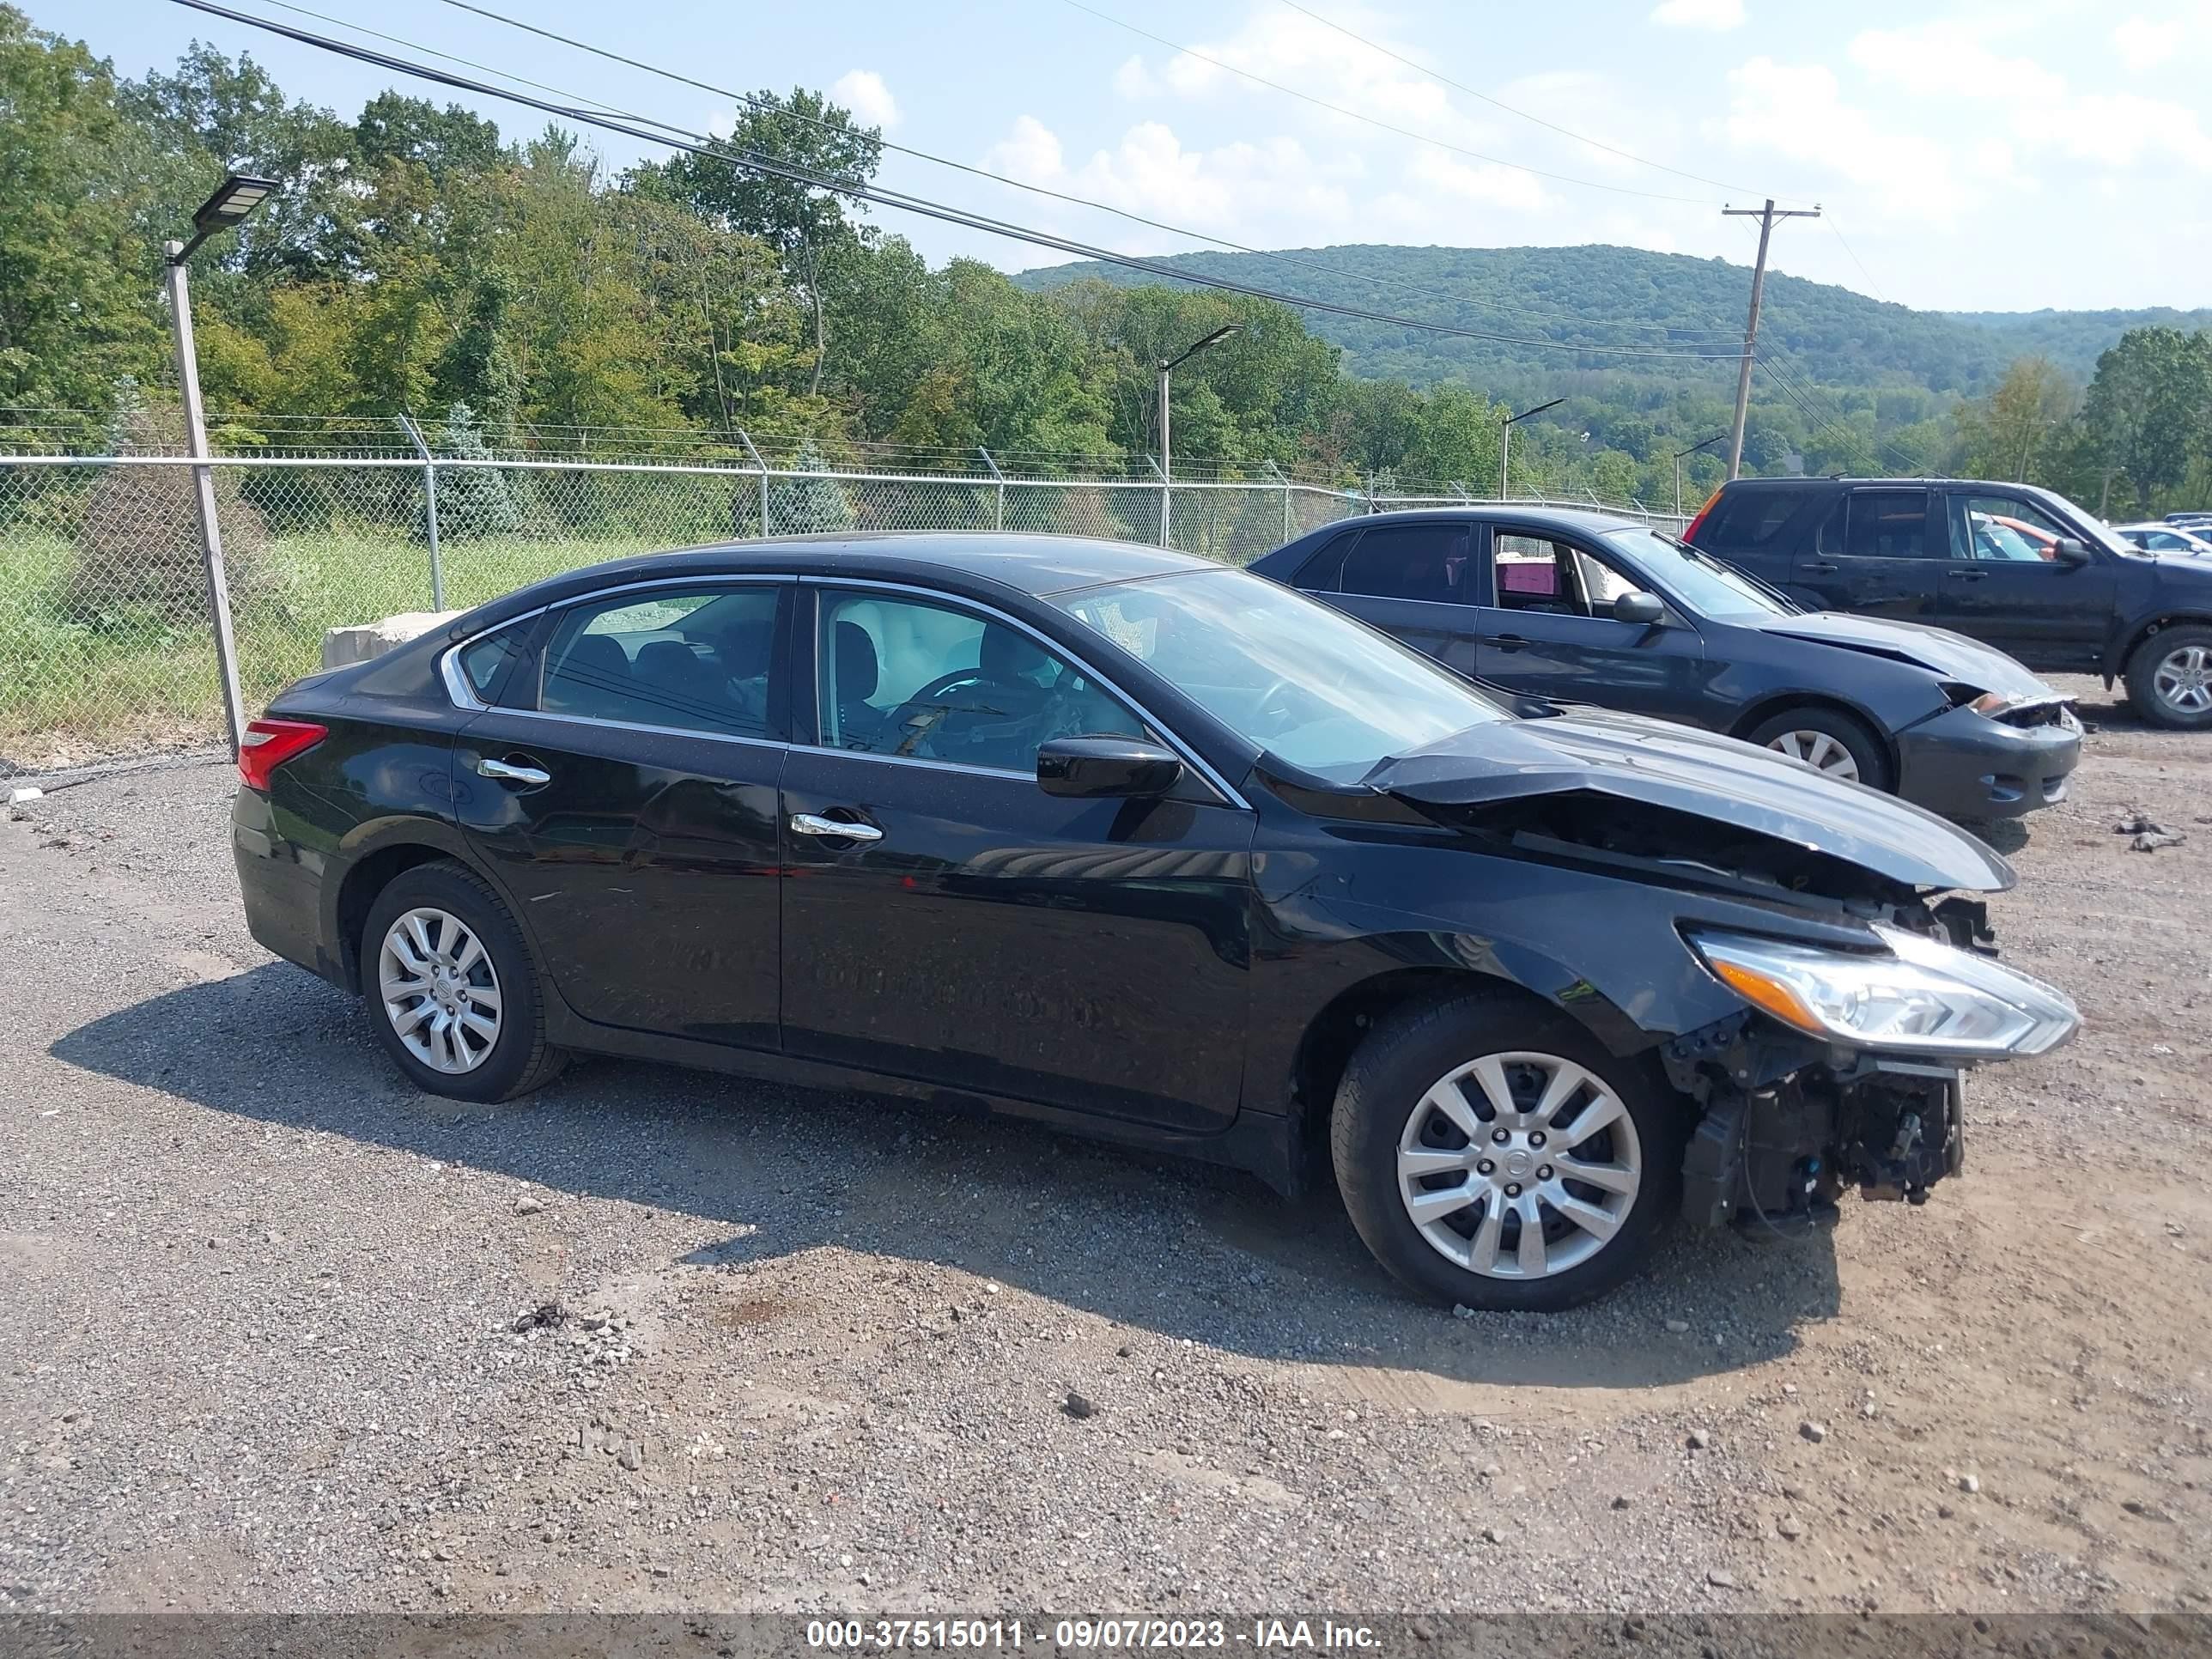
[805,1619,1385,1650]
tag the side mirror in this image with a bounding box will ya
[1037,736,1184,799]
[1613,592,1666,626]
[2051,538,2093,567]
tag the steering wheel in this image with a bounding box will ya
[1250,675,1304,737]
[882,669,997,757]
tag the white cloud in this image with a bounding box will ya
[1848,20,2212,174]
[1650,0,1744,31]
[2113,15,2185,72]
[982,115,1065,185]
[1111,55,1161,99]
[1722,57,1965,221]
[980,115,1362,251]
[829,70,900,131]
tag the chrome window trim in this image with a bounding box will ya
[801,575,1252,811]
[436,568,1251,809]
[438,574,789,731]
[485,705,790,753]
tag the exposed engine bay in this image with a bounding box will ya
[1386,788,2006,1231]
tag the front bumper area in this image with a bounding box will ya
[1665,1012,1970,1231]
[1893,702,2081,821]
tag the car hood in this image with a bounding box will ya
[1366,708,2014,893]
[1735,610,2056,701]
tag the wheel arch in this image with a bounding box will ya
[333,842,466,994]
[1728,692,1899,779]
[1284,967,1655,1185]
[2109,611,2212,681]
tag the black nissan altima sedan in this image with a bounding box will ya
[232,534,2078,1310]
[1248,507,2081,822]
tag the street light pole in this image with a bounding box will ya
[1157,321,1243,548]
[167,175,276,759]
[1672,433,1728,517]
[1500,398,1565,500]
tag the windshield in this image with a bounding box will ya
[2024,485,2135,557]
[1599,526,1794,620]
[1050,567,1509,781]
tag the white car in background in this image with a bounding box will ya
[2114,522,2212,556]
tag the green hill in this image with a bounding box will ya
[1018,244,2212,399]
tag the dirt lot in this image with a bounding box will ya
[2,671,2209,1618]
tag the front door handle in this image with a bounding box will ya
[1800,561,1838,575]
[1489,634,1530,652]
[791,811,884,843]
[477,757,551,786]
[1944,569,1989,582]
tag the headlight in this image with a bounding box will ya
[1692,926,2079,1058]
[1941,682,2012,716]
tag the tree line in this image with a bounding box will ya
[5,8,2209,517]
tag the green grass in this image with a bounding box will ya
[0,529,678,763]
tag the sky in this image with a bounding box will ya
[40,0,2212,314]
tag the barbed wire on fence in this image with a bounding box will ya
[0,439,1683,769]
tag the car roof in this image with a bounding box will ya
[453,533,1218,632]
[1300,505,1647,537]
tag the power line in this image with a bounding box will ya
[1058,0,1725,207]
[1270,0,1808,204]
[428,0,1741,343]
[168,0,1748,364]
[1821,212,1894,307]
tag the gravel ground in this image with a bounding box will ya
[2,672,2208,1618]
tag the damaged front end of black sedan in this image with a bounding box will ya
[1268,706,2079,1242]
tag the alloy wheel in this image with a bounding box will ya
[1765,728,1861,781]
[378,907,503,1074]
[2154,644,2212,715]
[1395,1051,1644,1279]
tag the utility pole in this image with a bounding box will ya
[1156,321,1243,549]
[1501,398,1564,500]
[162,175,275,759]
[1672,433,1727,517]
[1722,198,1820,480]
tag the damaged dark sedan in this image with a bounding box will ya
[1249,507,2082,821]
[231,536,2079,1310]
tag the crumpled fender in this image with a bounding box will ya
[1371,708,2014,894]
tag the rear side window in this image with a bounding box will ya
[455,625,532,707]
[1338,523,1474,604]
[1843,490,1933,560]
[1291,528,1360,591]
[538,586,781,738]
[1702,488,1808,550]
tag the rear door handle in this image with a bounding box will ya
[1800,561,1838,575]
[791,811,884,843]
[1489,634,1530,652]
[477,757,551,786]
[1944,569,1989,583]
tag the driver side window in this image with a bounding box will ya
[816,590,1145,773]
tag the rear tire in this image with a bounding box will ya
[360,860,565,1103]
[2124,624,2212,730]
[1746,705,1893,793]
[1329,992,1686,1312]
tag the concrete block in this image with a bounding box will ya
[320,611,463,671]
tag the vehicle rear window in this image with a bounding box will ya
[1702,488,1807,550]
[1844,490,1933,560]
[1337,524,1473,604]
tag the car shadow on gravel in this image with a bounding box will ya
[57,965,1841,1389]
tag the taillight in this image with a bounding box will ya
[238,718,327,792]
[1682,487,1723,545]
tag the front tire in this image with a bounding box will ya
[1330,993,1685,1311]
[1745,706,1893,792]
[2124,625,2212,730]
[361,860,564,1103]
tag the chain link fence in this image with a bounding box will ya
[0,443,1685,769]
